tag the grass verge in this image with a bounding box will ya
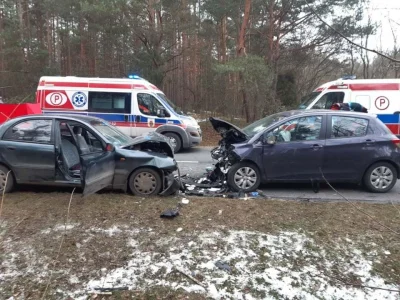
[1,191,400,299]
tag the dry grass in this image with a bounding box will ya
[1,191,400,298]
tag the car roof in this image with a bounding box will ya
[6,113,104,123]
[282,109,376,118]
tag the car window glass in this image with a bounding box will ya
[88,92,131,113]
[312,92,345,109]
[137,93,169,117]
[267,116,322,142]
[3,119,52,143]
[331,116,368,138]
[60,122,104,154]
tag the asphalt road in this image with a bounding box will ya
[175,146,400,203]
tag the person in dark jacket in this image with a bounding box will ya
[330,102,368,113]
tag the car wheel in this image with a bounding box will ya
[363,162,397,193]
[163,132,182,153]
[0,165,15,193]
[129,168,162,196]
[228,162,261,192]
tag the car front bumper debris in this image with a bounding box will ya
[159,172,181,196]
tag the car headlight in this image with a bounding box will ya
[182,118,198,127]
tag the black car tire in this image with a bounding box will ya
[163,132,182,153]
[363,162,397,193]
[227,162,261,192]
[0,165,15,193]
[129,168,162,196]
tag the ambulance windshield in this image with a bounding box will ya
[298,92,321,109]
[157,93,185,115]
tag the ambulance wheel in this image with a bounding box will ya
[163,132,182,153]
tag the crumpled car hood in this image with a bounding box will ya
[121,132,174,158]
[209,117,248,144]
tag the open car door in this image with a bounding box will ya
[80,144,116,197]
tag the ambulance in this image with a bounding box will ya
[298,76,400,135]
[36,75,202,152]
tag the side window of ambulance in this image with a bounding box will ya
[312,92,345,109]
[137,93,170,117]
[88,92,131,113]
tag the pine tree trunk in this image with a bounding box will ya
[237,0,252,122]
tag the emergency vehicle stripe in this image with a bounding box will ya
[386,124,400,135]
[377,114,400,124]
[348,83,399,91]
[90,83,132,89]
[38,81,150,90]
[39,81,89,88]
[43,111,182,126]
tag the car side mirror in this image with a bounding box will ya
[266,135,276,145]
[157,108,166,118]
[105,143,115,152]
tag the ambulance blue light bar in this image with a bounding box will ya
[341,75,356,80]
[128,74,141,79]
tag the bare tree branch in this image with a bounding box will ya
[307,4,400,63]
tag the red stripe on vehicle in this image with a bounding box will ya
[41,82,89,88]
[89,83,132,89]
[314,87,324,92]
[348,83,399,91]
[133,84,148,90]
[386,124,400,135]
[328,85,348,89]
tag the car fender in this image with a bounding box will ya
[111,151,177,192]
[156,125,189,148]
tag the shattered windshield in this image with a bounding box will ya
[298,92,321,109]
[242,111,302,138]
[157,93,185,115]
[90,120,134,147]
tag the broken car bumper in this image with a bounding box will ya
[160,172,181,196]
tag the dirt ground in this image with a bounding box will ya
[1,190,400,299]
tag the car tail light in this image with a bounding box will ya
[392,139,400,148]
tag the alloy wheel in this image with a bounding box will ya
[370,166,394,190]
[234,167,257,190]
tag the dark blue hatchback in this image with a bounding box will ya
[210,110,400,193]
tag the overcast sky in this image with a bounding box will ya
[366,0,400,51]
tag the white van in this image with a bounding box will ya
[35,76,202,152]
[299,77,400,135]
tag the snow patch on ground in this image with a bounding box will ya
[41,223,80,234]
[75,230,398,299]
